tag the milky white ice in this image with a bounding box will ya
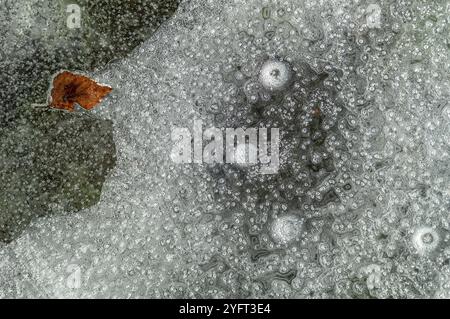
[412,226,440,256]
[259,59,292,91]
[271,215,303,245]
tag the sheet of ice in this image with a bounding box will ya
[1,0,449,298]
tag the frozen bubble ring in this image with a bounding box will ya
[258,59,292,92]
[412,226,440,256]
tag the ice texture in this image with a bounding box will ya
[0,0,180,124]
[0,0,449,298]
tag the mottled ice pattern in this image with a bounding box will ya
[1,0,450,298]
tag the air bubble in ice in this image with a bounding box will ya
[412,226,440,256]
[258,59,292,91]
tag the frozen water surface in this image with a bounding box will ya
[0,0,449,298]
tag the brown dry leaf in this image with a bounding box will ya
[49,71,112,111]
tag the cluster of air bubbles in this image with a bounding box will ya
[270,214,303,245]
[234,141,258,166]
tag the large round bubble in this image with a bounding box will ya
[258,59,292,91]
